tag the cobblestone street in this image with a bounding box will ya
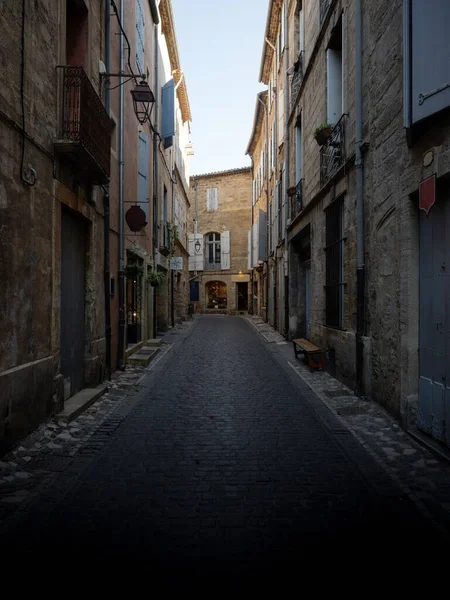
[1,316,448,573]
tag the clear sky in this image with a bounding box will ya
[171,0,268,175]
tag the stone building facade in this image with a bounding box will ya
[189,168,252,314]
[0,0,192,453]
[0,0,110,452]
[249,0,450,447]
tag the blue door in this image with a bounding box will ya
[418,183,450,445]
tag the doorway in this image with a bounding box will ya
[418,183,450,446]
[237,282,248,311]
[60,209,86,398]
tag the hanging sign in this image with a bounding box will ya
[170,257,183,270]
[125,205,147,231]
[419,173,436,216]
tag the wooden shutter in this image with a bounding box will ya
[161,79,175,145]
[252,222,258,268]
[206,188,218,211]
[138,131,149,219]
[258,210,267,261]
[136,0,145,73]
[272,121,276,167]
[221,231,230,270]
[272,185,278,250]
[188,234,195,271]
[278,88,285,147]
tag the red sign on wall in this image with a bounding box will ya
[419,174,436,216]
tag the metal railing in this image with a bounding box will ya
[59,66,111,178]
[290,179,303,221]
[320,0,332,25]
[320,115,346,187]
[291,52,304,107]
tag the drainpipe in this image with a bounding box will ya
[153,21,159,337]
[117,0,126,370]
[103,1,111,379]
[256,94,270,321]
[250,158,254,315]
[284,0,290,338]
[355,0,366,395]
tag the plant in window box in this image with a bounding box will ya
[313,123,333,146]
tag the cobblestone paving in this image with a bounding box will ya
[1,316,446,574]
[247,315,450,534]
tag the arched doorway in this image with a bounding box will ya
[206,281,227,309]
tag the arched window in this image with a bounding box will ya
[205,232,221,270]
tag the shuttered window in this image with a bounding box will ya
[278,88,284,147]
[404,0,450,128]
[206,188,218,212]
[161,79,175,147]
[136,0,145,73]
[137,132,149,219]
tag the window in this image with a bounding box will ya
[404,0,450,129]
[278,88,285,147]
[206,187,218,211]
[325,197,344,328]
[295,118,303,185]
[205,233,221,270]
[271,121,276,169]
[66,0,88,70]
[136,0,145,73]
[326,17,343,124]
[138,132,149,219]
[277,177,283,241]
[279,3,285,61]
[299,2,304,55]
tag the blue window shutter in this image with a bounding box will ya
[138,131,150,220]
[409,0,450,124]
[136,0,144,73]
[161,79,175,146]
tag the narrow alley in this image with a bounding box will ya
[1,316,446,572]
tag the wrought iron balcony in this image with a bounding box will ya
[54,66,111,183]
[320,0,332,25]
[320,115,346,187]
[290,179,303,221]
[291,52,304,107]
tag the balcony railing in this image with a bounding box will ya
[159,221,170,256]
[290,179,303,221]
[291,52,304,107]
[55,66,111,182]
[320,115,346,187]
[320,0,332,25]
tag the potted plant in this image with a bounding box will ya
[124,262,144,280]
[147,269,166,288]
[314,123,333,146]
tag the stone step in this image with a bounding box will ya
[56,384,107,423]
[126,347,158,367]
[125,341,143,358]
[146,338,162,348]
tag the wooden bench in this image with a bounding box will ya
[292,338,325,370]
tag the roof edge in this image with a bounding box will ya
[191,166,252,180]
[246,91,268,156]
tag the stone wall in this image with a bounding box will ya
[0,0,108,452]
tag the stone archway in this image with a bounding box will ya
[205,281,227,309]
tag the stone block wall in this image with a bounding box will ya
[0,0,108,452]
